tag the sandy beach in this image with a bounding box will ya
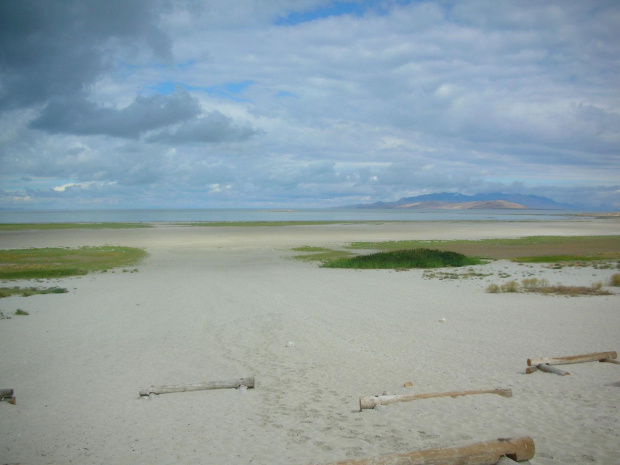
[1,219,619,465]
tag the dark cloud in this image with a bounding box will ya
[148,111,259,144]
[31,91,201,138]
[0,0,171,109]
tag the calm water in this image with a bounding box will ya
[0,208,578,224]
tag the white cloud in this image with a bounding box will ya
[1,0,619,210]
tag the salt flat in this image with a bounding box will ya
[0,219,619,464]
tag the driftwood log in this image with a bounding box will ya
[600,358,620,365]
[359,388,512,410]
[527,351,617,367]
[319,436,535,465]
[0,389,16,405]
[526,364,569,376]
[139,377,255,397]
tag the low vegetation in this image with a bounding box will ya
[321,249,484,269]
[486,278,611,296]
[346,236,620,263]
[0,223,152,231]
[0,246,147,279]
[610,274,620,287]
[179,221,361,227]
[0,286,68,297]
[291,246,353,262]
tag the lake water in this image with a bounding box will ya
[0,208,579,224]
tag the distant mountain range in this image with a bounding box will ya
[347,192,575,210]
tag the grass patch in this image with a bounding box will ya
[179,221,362,227]
[321,248,484,269]
[14,309,29,316]
[0,246,147,280]
[347,236,620,262]
[291,246,354,263]
[486,278,612,296]
[0,223,152,231]
[610,274,620,287]
[0,286,68,297]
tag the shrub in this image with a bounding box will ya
[500,281,520,292]
[486,284,500,293]
[610,273,620,287]
[14,309,29,316]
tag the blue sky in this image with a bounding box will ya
[1,0,619,210]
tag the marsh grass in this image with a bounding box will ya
[347,236,620,262]
[179,221,361,227]
[0,246,147,279]
[321,248,484,269]
[291,246,353,262]
[0,286,68,297]
[487,278,611,296]
[0,223,152,231]
[610,274,620,286]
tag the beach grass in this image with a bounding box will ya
[487,279,611,296]
[0,246,147,279]
[0,286,68,297]
[346,235,620,261]
[178,221,366,227]
[321,248,484,269]
[291,246,354,262]
[0,223,152,231]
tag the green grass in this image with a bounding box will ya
[321,248,484,269]
[0,246,147,279]
[178,221,367,227]
[291,246,354,263]
[346,236,620,262]
[0,286,68,297]
[512,254,619,263]
[0,223,152,231]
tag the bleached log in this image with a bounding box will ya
[527,351,616,367]
[359,388,512,410]
[600,358,620,365]
[319,436,535,465]
[139,377,255,397]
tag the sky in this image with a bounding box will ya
[0,0,619,211]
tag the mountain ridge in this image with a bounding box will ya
[348,192,575,210]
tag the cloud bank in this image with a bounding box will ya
[1,0,619,210]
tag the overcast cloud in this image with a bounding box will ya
[1,0,619,210]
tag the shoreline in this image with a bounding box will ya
[0,218,619,464]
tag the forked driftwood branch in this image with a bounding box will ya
[139,377,255,397]
[526,351,617,376]
[527,351,617,367]
[318,436,535,465]
[359,388,512,410]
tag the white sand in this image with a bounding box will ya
[1,219,619,464]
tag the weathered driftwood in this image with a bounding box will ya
[139,377,255,397]
[527,351,617,367]
[600,358,620,365]
[319,436,535,465]
[359,388,512,410]
[526,364,569,376]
